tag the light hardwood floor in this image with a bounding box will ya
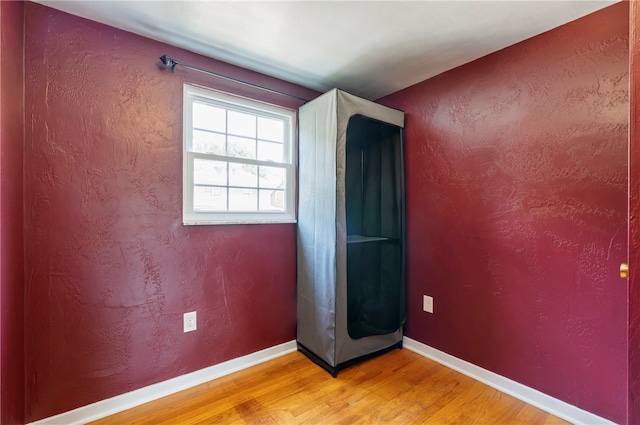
[90,349,570,424]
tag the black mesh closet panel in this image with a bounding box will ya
[345,115,405,339]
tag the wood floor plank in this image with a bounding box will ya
[90,349,570,425]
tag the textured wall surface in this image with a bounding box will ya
[23,3,318,421]
[628,1,640,423]
[0,2,25,424]
[379,3,628,423]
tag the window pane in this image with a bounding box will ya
[259,189,285,211]
[259,166,286,189]
[229,188,257,211]
[229,162,257,188]
[194,186,227,211]
[257,117,284,142]
[194,159,227,185]
[228,110,256,138]
[227,135,256,160]
[192,130,225,154]
[193,102,225,132]
[257,140,284,162]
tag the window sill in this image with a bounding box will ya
[183,218,297,226]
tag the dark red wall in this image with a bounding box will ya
[379,3,629,423]
[0,1,25,424]
[628,1,640,423]
[23,3,318,421]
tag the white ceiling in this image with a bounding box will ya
[36,1,618,100]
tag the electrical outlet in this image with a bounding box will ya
[423,295,434,314]
[183,311,197,332]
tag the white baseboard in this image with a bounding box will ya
[28,340,297,425]
[28,338,617,425]
[403,337,616,425]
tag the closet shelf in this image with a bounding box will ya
[347,235,396,244]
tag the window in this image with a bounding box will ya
[183,84,296,224]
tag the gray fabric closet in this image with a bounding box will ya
[297,89,406,376]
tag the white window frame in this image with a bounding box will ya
[183,84,297,225]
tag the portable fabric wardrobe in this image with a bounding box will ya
[297,89,406,376]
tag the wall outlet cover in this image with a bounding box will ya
[184,311,197,332]
[423,295,434,313]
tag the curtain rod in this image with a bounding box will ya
[159,55,310,103]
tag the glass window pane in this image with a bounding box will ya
[227,135,256,160]
[229,188,257,211]
[259,189,285,211]
[194,186,227,211]
[194,159,227,185]
[228,110,256,138]
[259,166,286,189]
[257,140,284,162]
[257,117,284,142]
[192,130,225,154]
[193,102,225,132]
[229,162,257,188]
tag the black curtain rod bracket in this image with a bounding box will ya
[160,54,177,73]
[159,54,309,103]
